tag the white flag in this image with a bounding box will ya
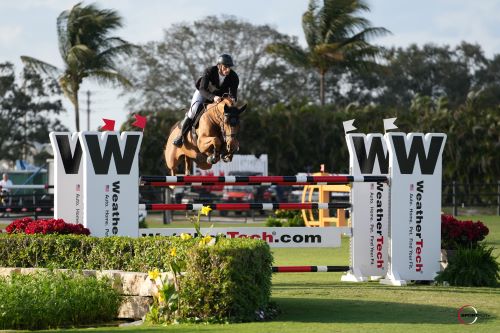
[342,119,357,134]
[383,118,398,132]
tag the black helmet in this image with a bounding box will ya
[217,53,234,67]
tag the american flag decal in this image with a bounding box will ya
[370,183,374,190]
[410,184,414,191]
[76,184,80,191]
[105,185,109,192]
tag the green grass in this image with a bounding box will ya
[33,215,499,332]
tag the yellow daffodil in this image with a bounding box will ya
[170,247,177,257]
[148,268,160,280]
[200,205,212,216]
[199,234,213,246]
[180,233,192,240]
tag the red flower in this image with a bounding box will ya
[441,214,489,249]
[5,218,90,236]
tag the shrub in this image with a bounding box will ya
[0,271,121,330]
[5,217,90,236]
[435,244,499,287]
[441,214,489,250]
[0,233,273,322]
[181,238,273,322]
[265,217,283,227]
[266,210,304,227]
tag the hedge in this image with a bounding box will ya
[0,271,121,330]
[0,234,273,322]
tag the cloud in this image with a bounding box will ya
[0,25,22,46]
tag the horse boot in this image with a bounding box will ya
[173,116,193,147]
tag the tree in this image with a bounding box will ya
[0,62,67,165]
[343,42,493,109]
[266,0,389,105]
[21,2,136,131]
[124,15,314,113]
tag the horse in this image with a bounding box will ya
[164,97,247,175]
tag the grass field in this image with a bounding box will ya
[31,214,499,332]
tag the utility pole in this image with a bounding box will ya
[86,90,91,131]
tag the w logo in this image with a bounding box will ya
[51,132,141,175]
[347,134,388,175]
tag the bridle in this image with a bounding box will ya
[213,98,239,145]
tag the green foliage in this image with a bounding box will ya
[237,100,499,183]
[285,214,306,227]
[0,234,273,323]
[0,62,67,164]
[181,238,273,322]
[0,271,121,330]
[265,217,283,227]
[435,244,499,287]
[266,210,305,227]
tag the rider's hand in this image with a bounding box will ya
[214,96,222,103]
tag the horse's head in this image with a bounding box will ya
[221,102,247,159]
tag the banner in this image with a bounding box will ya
[140,227,350,248]
[343,133,389,281]
[381,133,446,285]
[49,132,84,224]
[79,131,142,237]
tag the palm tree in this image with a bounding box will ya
[21,2,136,131]
[267,0,390,105]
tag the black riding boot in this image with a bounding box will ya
[173,116,193,147]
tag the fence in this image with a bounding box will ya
[442,181,500,216]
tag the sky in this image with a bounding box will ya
[1,0,500,132]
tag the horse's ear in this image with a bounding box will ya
[238,104,247,114]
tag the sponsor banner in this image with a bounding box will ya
[139,227,350,248]
[346,133,389,278]
[384,133,446,282]
[79,131,142,237]
[49,132,83,224]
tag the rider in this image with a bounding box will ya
[173,53,239,147]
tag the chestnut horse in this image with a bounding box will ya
[164,98,247,175]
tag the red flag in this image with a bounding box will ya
[132,114,147,129]
[101,119,115,131]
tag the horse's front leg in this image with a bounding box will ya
[198,136,221,165]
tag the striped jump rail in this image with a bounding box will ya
[0,184,53,190]
[272,266,350,273]
[140,175,388,186]
[0,206,54,213]
[139,202,351,211]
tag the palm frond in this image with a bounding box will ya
[86,69,133,88]
[266,43,311,69]
[20,56,61,77]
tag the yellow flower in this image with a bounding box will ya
[158,293,165,303]
[148,268,160,280]
[199,235,213,246]
[180,233,192,240]
[170,247,177,257]
[200,205,212,216]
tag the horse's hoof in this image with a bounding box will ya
[222,154,233,163]
[207,155,219,164]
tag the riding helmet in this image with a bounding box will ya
[217,54,234,67]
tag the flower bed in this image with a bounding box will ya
[441,214,489,250]
[5,217,90,235]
